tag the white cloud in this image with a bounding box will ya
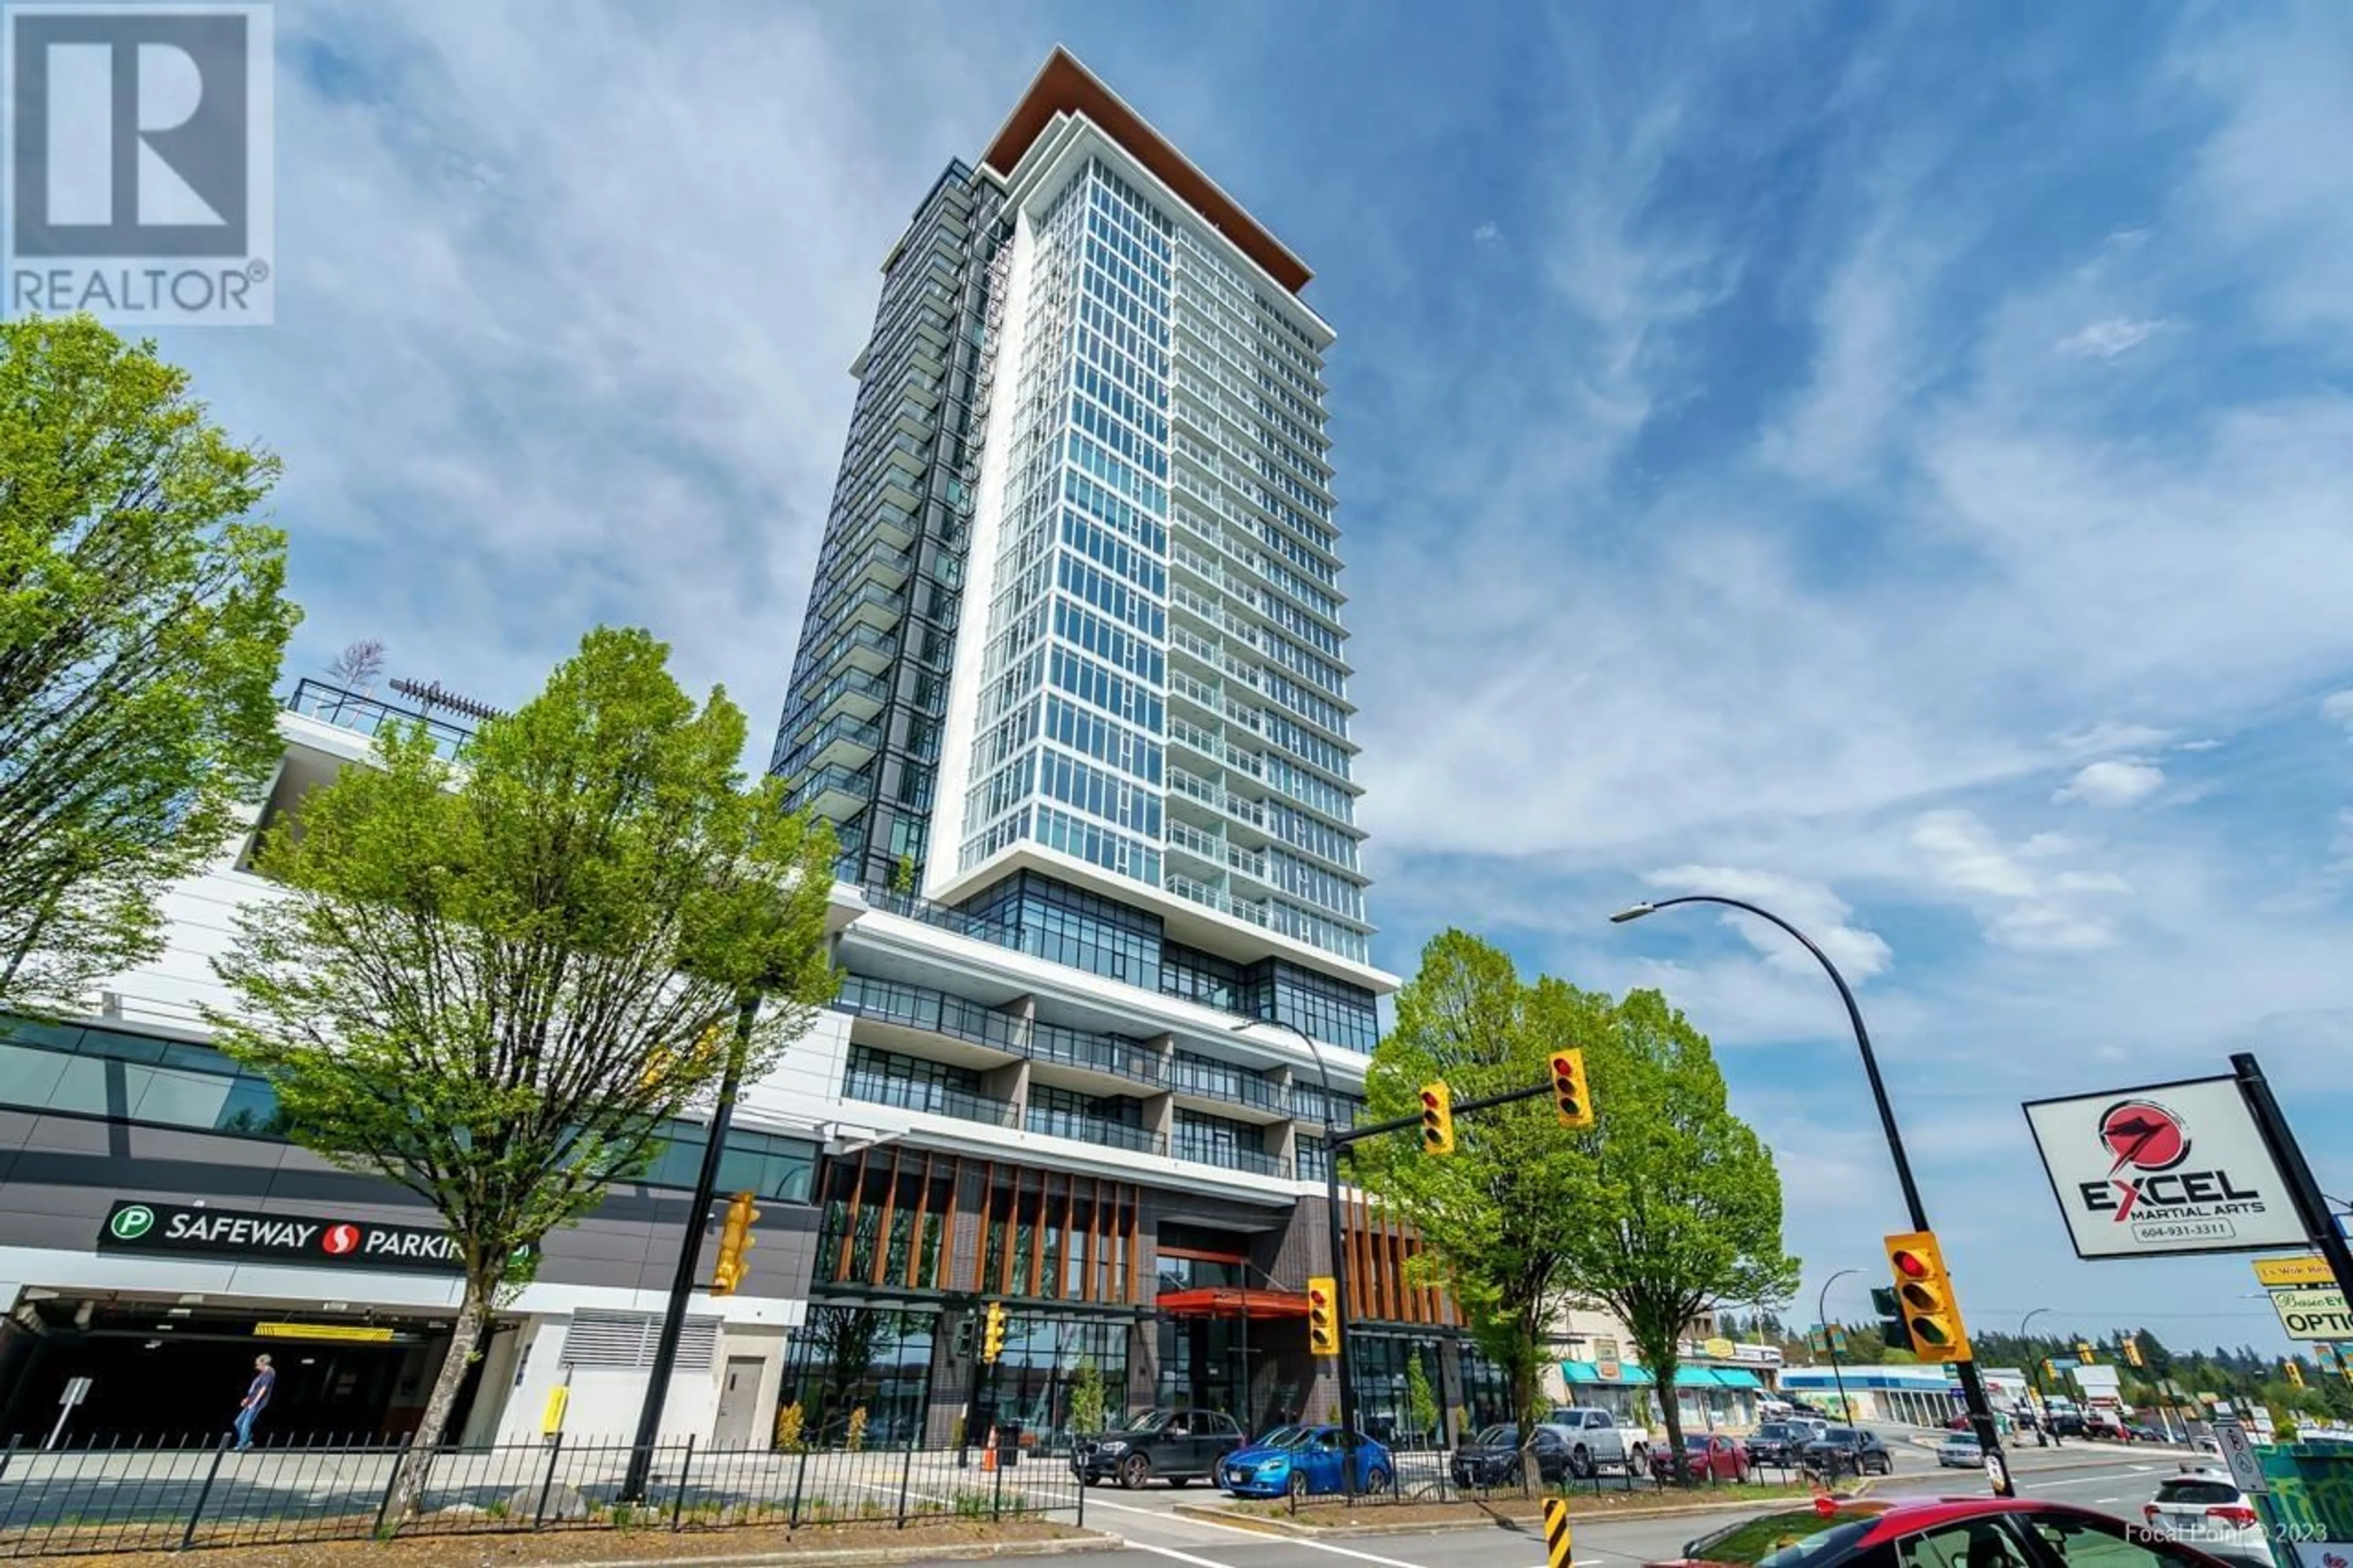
[1909,809,2134,951]
[1472,220,1501,243]
[2055,317,2171,359]
[2176,738,2223,752]
[2054,758,2166,808]
[2323,690,2353,731]
[1640,865,1893,982]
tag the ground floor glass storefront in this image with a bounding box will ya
[779,1301,1133,1451]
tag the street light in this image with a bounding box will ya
[1232,1017,1373,1460]
[1817,1268,1859,1424]
[2020,1308,2060,1446]
[1610,893,2015,1497]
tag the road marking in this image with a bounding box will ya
[2094,1498,2123,1505]
[1085,1495,1440,1568]
[1123,1542,1240,1568]
[2026,1475,2143,1491]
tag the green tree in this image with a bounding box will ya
[1067,1360,1107,1436]
[1355,933,1583,1449]
[1359,934,1798,1485]
[1405,1352,1439,1445]
[1547,988,1798,1478]
[210,628,836,1517]
[0,317,298,1015]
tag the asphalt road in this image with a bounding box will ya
[1006,1439,2184,1568]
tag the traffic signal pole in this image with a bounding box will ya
[1613,896,2015,1497]
[621,990,759,1503]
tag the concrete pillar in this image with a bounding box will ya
[1144,1031,1178,1151]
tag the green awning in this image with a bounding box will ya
[1713,1368,1764,1390]
[1672,1367,1724,1388]
[1559,1360,1653,1385]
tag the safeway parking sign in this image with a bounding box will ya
[2267,1286,2353,1342]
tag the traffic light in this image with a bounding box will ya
[2124,1336,2144,1368]
[1419,1081,1456,1156]
[1870,1286,1906,1347]
[2077,1341,2096,1365]
[2287,1360,2306,1390]
[1308,1276,1339,1357]
[712,1191,759,1296]
[955,1317,976,1360]
[1550,1050,1594,1129]
[2042,1358,2059,1384]
[982,1301,1007,1363]
[1882,1230,1972,1363]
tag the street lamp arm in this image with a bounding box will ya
[1613,893,1925,1229]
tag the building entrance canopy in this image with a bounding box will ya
[1154,1287,1308,1320]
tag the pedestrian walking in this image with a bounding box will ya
[233,1354,275,1450]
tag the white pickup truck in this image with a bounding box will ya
[1542,1406,1653,1478]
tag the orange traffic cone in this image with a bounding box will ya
[981,1426,998,1472]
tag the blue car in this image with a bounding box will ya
[1217,1425,1394,1499]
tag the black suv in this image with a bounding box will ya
[1071,1409,1246,1488]
[1800,1426,1893,1477]
[1743,1420,1814,1468]
[1452,1423,1574,1487]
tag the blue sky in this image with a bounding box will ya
[156,0,2353,1354]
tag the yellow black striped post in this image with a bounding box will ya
[1543,1497,1572,1568]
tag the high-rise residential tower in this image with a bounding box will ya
[771,49,1376,994]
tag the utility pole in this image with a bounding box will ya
[621,991,759,1502]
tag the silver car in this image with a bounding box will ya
[1936,1431,1983,1468]
[2141,1467,2268,1566]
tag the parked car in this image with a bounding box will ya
[1217,1424,1393,1499]
[1069,1409,1245,1488]
[1452,1423,1575,1487]
[1743,1420,1814,1469]
[1542,1406,1653,1478]
[1682,1433,1750,1482]
[1801,1427,1893,1477]
[2142,1467,2270,1567]
[1937,1431,1984,1469]
[2126,1424,2165,1443]
[2052,1411,2086,1437]
[1650,1497,2247,1568]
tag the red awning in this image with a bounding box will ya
[1155,1287,1309,1320]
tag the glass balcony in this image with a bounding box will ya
[1029,1020,1165,1088]
[1025,1105,1167,1157]
[843,1069,1017,1129]
[1171,1138,1289,1179]
[284,679,476,761]
[835,974,1026,1056]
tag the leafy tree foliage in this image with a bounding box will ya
[210,627,835,1515]
[0,317,298,1015]
[1358,932,1798,1480]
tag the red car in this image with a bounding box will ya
[1651,1495,2247,1568]
[1682,1433,1751,1482]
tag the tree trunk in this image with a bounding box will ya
[1655,1365,1686,1488]
[387,1275,494,1528]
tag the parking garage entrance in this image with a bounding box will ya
[0,1293,499,1448]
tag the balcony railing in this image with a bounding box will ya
[1025,1106,1167,1157]
[835,974,1026,1056]
[1169,1059,1288,1116]
[1029,1019,1166,1088]
[1172,1138,1289,1179]
[285,679,476,761]
[842,1070,1017,1129]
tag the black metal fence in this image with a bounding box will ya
[0,1432,1084,1556]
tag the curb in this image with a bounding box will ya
[551,1531,1120,1568]
[1174,1485,1877,1540]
